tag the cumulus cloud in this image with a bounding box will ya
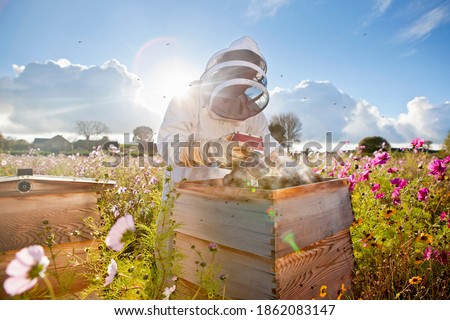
[267,80,449,145]
[396,97,450,141]
[0,59,162,140]
[2,60,448,147]
[246,0,289,20]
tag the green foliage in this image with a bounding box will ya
[358,136,391,155]
[270,112,302,152]
[79,165,183,300]
[443,130,450,152]
[189,244,227,300]
[326,147,450,299]
[268,122,286,145]
[1,142,449,300]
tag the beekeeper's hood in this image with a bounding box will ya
[200,36,269,121]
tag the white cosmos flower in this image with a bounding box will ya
[163,285,176,300]
[104,259,118,286]
[105,214,136,251]
[3,245,50,296]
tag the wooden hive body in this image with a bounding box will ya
[172,178,354,300]
[0,175,115,298]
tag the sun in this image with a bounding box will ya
[151,58,200,100]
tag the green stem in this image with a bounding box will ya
[222,283,226,300]
[41,275,56,300]
[191,285,201,300]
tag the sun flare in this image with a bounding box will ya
[145,59,200,101]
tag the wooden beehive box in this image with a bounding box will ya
[172,178,354,300]
[0,173,115,298]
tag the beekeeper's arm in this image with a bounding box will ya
[157,87,237,169]
[157,87,199,168]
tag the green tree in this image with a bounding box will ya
[268,122,286,145]
[269,112,302,153]
[358,136,391,155]
[133,126,154,142]
[76,120,109,141]
[443,130,450,152]
[12,139,30,151]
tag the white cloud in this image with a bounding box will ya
[0,59,162,139]
[396,97,450,141]
[399,48,417,57]
[363,0,393,26]
[2,61,448,147]
[396,4,450,42]
[246,0,289,20]
[267,80,449,145]
[374,0,394,16]
[12,64,25,74]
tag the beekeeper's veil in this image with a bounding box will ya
[200,36,269,121]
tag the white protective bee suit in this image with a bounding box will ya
[157,36,276,185]
[155,37,319,271]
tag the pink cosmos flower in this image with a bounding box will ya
[433,250,449,265]
[440,212,448,222]
[392,187,402,206]
[428,158,447,181]
[411,138,425,149]
[337,164,350,178]
[371,183,380,193]
[390,178,408,188]
[112,205,120,218]
[3,245,50,296]
[387,167,398,174]
[375,192,385,199]
[359,169,370,182]
[371,151,390,166]
[208,242,219,252]
[423,246,433,261]
[417,188,429,202]
[104,259,118,286]
[117,186,127,194]
[106,215,136,251]
[347,174,357,192]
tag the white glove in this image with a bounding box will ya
[178,134,250,168]
[274,155,321,185]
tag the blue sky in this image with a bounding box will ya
[0,0,449,146]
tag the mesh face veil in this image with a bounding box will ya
[200,37,269,121]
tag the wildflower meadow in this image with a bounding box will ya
[0,140,449,300]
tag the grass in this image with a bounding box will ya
[0,144,449,299]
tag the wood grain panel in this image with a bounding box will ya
[173,178,355,300]
[0,193,99,251]
[0,240,96,299]
[0,176,115,197]
[275,229,354,300]
[175,232,276,300]
[173,194,275,258]
[273,186,353,257]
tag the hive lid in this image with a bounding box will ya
[175,177,348,200]
[0,174,116,184]
[0,175,116,196]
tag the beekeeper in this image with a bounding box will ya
[157,36,275,185]
[155,37,319,273]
